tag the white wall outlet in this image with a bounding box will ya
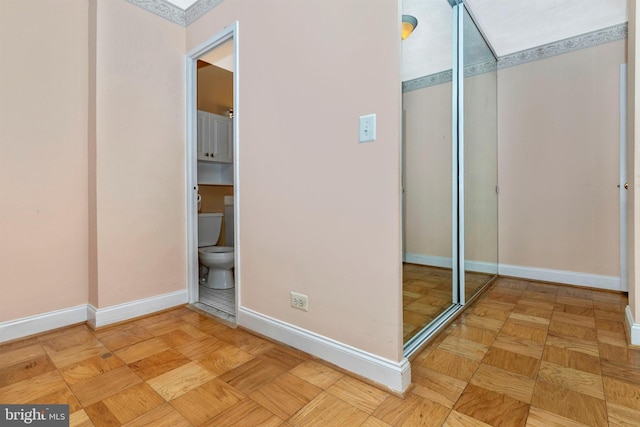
[290,291,309,311]
[359,113,376,143]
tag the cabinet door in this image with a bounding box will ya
[211,115,233,163]
[197,111,212,160]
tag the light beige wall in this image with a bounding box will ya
[89,0,186,308]
[403,82,453,260]
[188,0,403,360]
[464,71,499,266]
[0,0,89,321]
[498,40,626,277]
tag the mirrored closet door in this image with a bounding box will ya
[402,0,498,356]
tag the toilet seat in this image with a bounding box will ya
[198,246,234,254]
[198,246,234,266]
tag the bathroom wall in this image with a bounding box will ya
[197,63,233,116]
[199,185,234,245]
[187,0,404,361]
[0,0,89,322]
[88,0,186,309]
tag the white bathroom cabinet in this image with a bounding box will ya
[197,110,233,163]
[197,162,233,185]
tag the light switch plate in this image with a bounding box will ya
[359,114,376,143]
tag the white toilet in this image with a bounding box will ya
[198,213,234,289]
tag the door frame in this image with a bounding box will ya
[620,63,629,292]
[185,23,240,310]
[452,0,463,305]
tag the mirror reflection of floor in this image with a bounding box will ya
[403,263,494,343]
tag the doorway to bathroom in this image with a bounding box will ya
[186,23,239,323]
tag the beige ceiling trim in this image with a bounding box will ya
[125,0,223,27]
[403,70,453,92]
[186,0,224,25]
[403,22,628,93]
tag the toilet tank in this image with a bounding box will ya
[198,213,222,247]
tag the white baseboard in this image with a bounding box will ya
[0,290,188,343]
[87,290,188,328]
[498,264,621,291]
[404,254,622,291]
[466,260,499,275]
[403,253,498,275]
[0,305,88,344]
[625,306,640,346]
[404,253,452,269]
[238,307,411,394]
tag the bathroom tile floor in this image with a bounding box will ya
[197,285,235,322]
[0,278,638,426]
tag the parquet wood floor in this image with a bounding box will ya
[403,264,493,342]
[0,277,638,426]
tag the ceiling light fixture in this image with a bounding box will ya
[402,15,418,40]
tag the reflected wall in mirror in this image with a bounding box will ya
[403,82,453,342]
[463,6,498,301]
[402,0,454,344]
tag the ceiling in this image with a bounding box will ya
[402,0,628,81]
[199,39,234,72]
[164,0,628,82]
